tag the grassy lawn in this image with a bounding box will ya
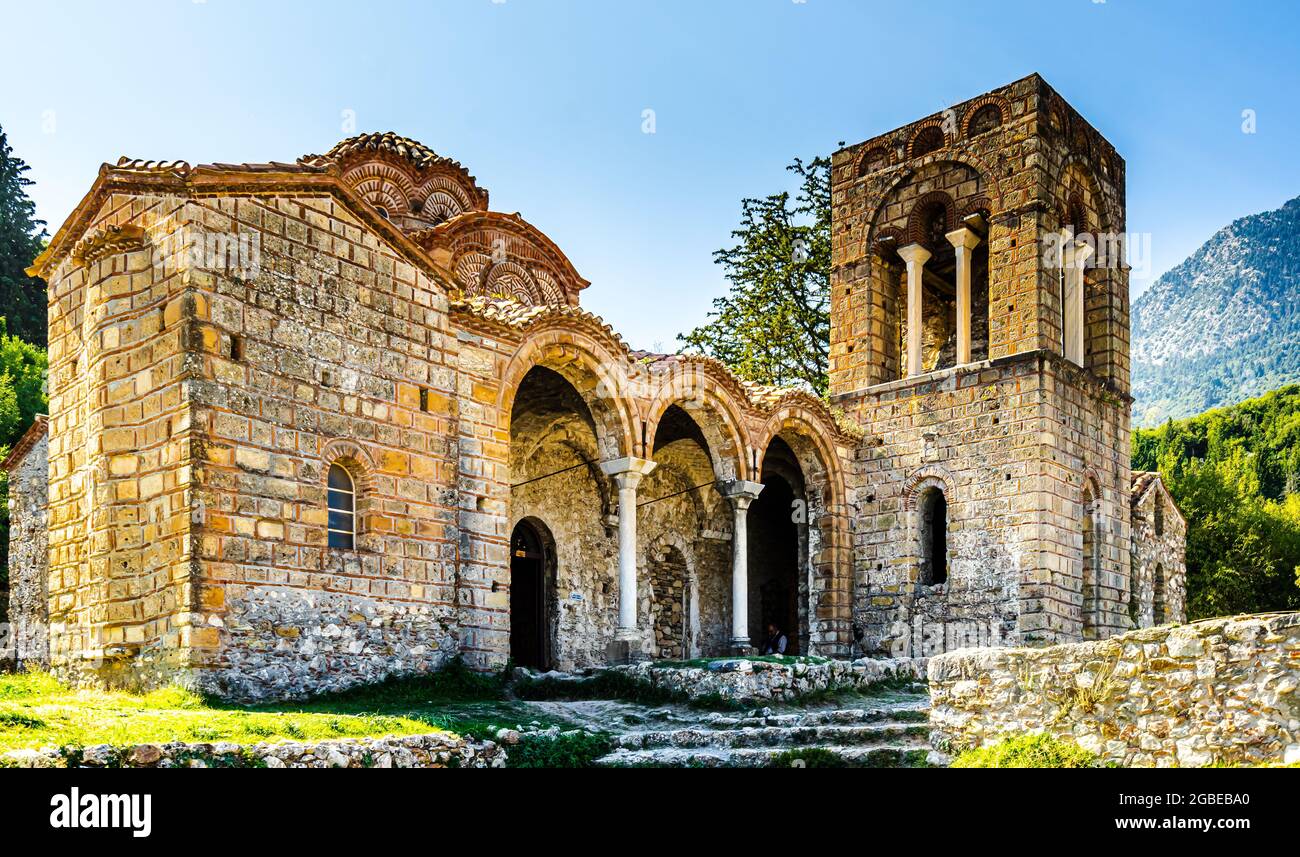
[0,671,436,753]
[0,663,604,766]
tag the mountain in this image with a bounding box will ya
[1131,196,1300,427]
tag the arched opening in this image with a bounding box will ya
[1154,496,1165,537]
[509,365,606,669]
[918,486,948,585]
[510,519,552,670]
[749,437,807,655]
[648,545,690,660]
[1081,485,1099,638]
[1153,563,1166,625]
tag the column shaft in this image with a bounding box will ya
[898,244,932,376]
[946,227,981,366]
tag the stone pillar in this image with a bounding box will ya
[599,457,657,644]
[1062,234,1095,366]
[897,243,931,377]
[719,480,765,653]
[945,227,981,365]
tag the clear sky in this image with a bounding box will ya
[3,0,1298,351]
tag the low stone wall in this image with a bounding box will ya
[1,732,506,769]
[928,613,1300,767]
[606,656,927,705]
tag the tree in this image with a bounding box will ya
[0,125,49,347]
[0,326,47,612]
[678,156,830,395]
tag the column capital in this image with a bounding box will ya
[897,243,932,266]
[600,456,657,488]
[719,479,765,510]
[945,227,981,251]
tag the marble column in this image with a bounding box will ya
[1062,234,1095,366]
[945,227,981,365]
[600,456,657,640]
[897,243,932,377]
[719,479,765,653]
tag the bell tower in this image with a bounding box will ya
[832,74,1133,656]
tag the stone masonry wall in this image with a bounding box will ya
[4,433,49,668]
[186,193,463,700]
[928,613,1300,767]
[1130,479,1187,628]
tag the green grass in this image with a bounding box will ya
[0,670,437,753]
[950,733,1108,768]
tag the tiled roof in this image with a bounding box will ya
[300,132,469,173]
[1,415,48,472]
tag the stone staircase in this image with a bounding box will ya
[587,695,937,768]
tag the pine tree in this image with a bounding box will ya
[678,157,830,396]
[0,125,48,346]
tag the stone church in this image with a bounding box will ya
[3,74,1185,701]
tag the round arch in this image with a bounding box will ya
[644,382,752,482]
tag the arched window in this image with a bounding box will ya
[1153,563,1166,625]
[327,463,356,549]
[1082,486,1099,637]
[1153,496,1165,537]
[910,125,945,158]
[967,103,1002,137]
[919,487,948,585]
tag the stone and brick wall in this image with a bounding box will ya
[928,613,1300,767]
[1130,473,1187,627]
[3,422,49,668]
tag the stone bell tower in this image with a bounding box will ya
[830,74,1133,656]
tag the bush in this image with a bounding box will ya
[506,732,612,768]
[950,733,1107,768]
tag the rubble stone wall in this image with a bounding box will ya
[928,613,1300,768]
[5,433,49,668]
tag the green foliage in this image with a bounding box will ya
[506,731,612,769]
[1133,384,1300,618]
[0,329,49,596]
[0,125,48,347]
[678,156,830,395]
[950,733,1106,768]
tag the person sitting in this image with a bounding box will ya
[763,623,788,655]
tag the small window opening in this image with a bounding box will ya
[327,463,356,550]
[919,487,948,585]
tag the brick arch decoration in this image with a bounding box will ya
[350,177,409,219]
[417,211,590,307]
[342,161,419,209]
[901,465,955,511]
[753,406,853,655]
[908,120,948,159]
[959,195,993,223]
[497,323,639,461]
[302,133,489,215]
[962,95,1010,138]
[643,377,752,482]
[855,146,893,177]
[1056,156,1116,234]
[906,190,957,248]
[867,155,1003,248]
[873,225,906,257]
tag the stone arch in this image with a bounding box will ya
[906,191,957,249]
[644,382,751,482]
[962,95,1009,138]
[753,408,851,655]
[908,121,947,158]
[498,326,637,461]
[319,438,379,548]
[855,146,892,176]
[902,465,954,511]
[642,534,699,660]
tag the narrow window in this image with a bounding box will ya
[919,487,948,585]
[1153,496,1165,537]
[1082,488,1099,636]
[1153,563,1166,625]
[327,463,356,549]
[230,334,243,362]
[419,387,429,412]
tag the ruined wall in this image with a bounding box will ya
[184,193,462,701]
[929,613,1300,768]
[5,433,49,668]
[1130,478,1187,628]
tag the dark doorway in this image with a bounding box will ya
[510,520,549,669]
[748,472,801,655]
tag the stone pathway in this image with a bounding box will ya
[521,690,939,768]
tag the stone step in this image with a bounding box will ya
[613,722,931,751]
[595,744,938,769]
[702,704,929,730]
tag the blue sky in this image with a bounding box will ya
[3,0,1299,350]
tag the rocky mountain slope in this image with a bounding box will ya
[1132,196,1300,426]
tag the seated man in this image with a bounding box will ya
[763,623,788,656]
